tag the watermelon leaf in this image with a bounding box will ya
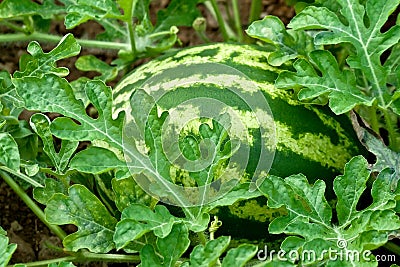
[357,127,400,190]
[0,0,63,20]
[276,50,375,114]
[45,184,117,253]
[154,0,201,32]
[0,71,24,117]
[33,178,68,205]
[246,16,319,66]
[0,132,20,171]
[14,34,81,78]
[140,223,190,267]
[30,113,78,174]
[111,177,157,212]
[114,204,182,250]
[0,226,17,267]
[186,236,231,266]
[287,0,400,113]
[221,244,258,267]
[258,156,400,265]
[248,0,400,150]
[59,0,121,29]
[75,55,118,82]
[114,204,209,250]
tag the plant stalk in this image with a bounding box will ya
[0,21,27,33]
[382,108,399,151]
[0,166,43,188]
[13,252,142,267]
[197,231,208,245]
[231,0,243,42]
[127,22,137,56]
[368,104,380,134]
[0,32,129,50]
[383,241,400,257]
[0,171,67,240]
[248,0,262,24]
[205,0,235,41]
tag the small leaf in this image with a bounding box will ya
[0,71,24,114]
[0,0,64,19]
[69,146,126,174]
[33,178,68,205]
[334,156,371,224]
[246,16,318,66]
[154,0,201,32]
[276,50,374,114]
[114,204,181,250]
[140,223,190,267]
[352,122,400,196]
[75,55,118,82]
[45,184,117,253]
[61,0,121,29]
[111,177,157,212]
[0,132,20,171]
[0,227,17,267]
[188,236,230,267]
[14,34,81,78]
[221,244,258,267]
[30,113,78,173]
[155,223,190,266]
[205,183,262,211]
[117,0,150,22]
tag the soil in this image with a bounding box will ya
[3,0,396,265]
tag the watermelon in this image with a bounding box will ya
[112,43,365,239]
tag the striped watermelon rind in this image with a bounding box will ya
[113,43,365,236]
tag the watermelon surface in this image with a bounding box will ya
[112,43,365,239]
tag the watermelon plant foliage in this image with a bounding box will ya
[0,0,399,266]
[247,0,400,151]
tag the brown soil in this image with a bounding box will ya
[0,0,297,265]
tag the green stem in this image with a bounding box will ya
[382,108,399,151]
[127,22,137,56]
[248,0,262,24]
[205,0,235,41]
[12,257,77,267]
[0,171,67,240]
[197,231,208,245]
[368,104,380,134]
[0,166,43,188]
[0,32,129,50]
[384,241,400,256]
[231,0,243,42]
[0,21,27,33]
[78,251,140,262]
[197,31,211,43]
[13,252,141,267]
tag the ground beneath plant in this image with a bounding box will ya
[0,0,296,264]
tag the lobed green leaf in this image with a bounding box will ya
[140,223,190,267]
[246,16,319,66]
[14,34,81,78]
[0,226,17,267]
[258,156,400,265]
[0,132,20,171]
[30,113,78,174]
[276,50,374,114]
[45,184,117,253]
